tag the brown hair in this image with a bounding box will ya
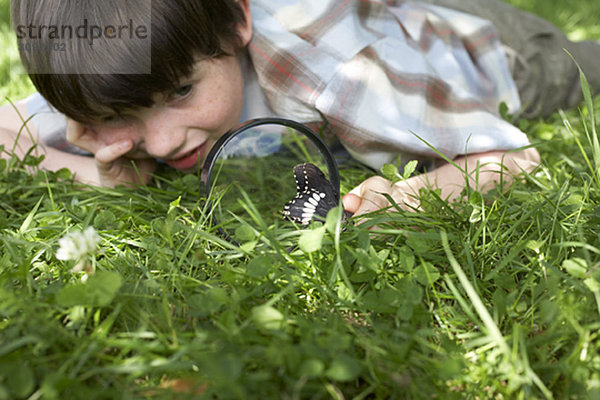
[11,0,247,122]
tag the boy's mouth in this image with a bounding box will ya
[165,143,208,170]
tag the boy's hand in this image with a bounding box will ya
[66,119,156,187]
[342,148,541,217]
[342,176,420,216]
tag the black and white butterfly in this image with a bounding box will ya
[282,163,342,225]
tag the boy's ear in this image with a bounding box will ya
[237,0,253,46]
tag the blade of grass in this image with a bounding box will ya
[440,231,552,399]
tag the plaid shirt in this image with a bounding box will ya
[248,0,530,169]
[28,0,530,170]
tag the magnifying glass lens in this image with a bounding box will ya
[208,123,332,236]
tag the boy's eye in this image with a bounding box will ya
[169,84,193,101]
[102,115,119,122]
[101,113,134,124]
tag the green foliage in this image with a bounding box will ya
[381,157,419,184]
[0,0,35,104]
[2,0,600,398]
[2,92,600,397]
[57,271,123,307]
[502,0,600,40]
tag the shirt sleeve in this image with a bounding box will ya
[249,0,530,171]
[25,92,91,156]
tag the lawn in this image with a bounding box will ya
[2,0,600,399]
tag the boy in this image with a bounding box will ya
[1,0,598,216]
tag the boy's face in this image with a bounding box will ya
[85,54,246,171]
[79,0,253,172]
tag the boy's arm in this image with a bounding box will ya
[342,147,540,215]
[1,101,157,186]
[0,101,107,184]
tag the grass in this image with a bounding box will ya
[504,0,600,40]
[2,0,600,399]
[0,2,33,104]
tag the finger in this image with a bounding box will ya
[65,119,83,143]
[349,182,363,196]
[66,120,102,153]
[94,139,134,169]
[342,193,361,214]
[353,196,388,216]
[354,176,393,216]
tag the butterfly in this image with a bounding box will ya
[282,163,345,225]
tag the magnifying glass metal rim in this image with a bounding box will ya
[202,117,341,241]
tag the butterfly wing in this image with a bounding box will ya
[283,163,339,225]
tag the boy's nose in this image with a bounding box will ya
[141,114,187,159]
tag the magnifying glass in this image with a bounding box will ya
[202,118,344,243]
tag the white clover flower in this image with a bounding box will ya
[56,227,101,272]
